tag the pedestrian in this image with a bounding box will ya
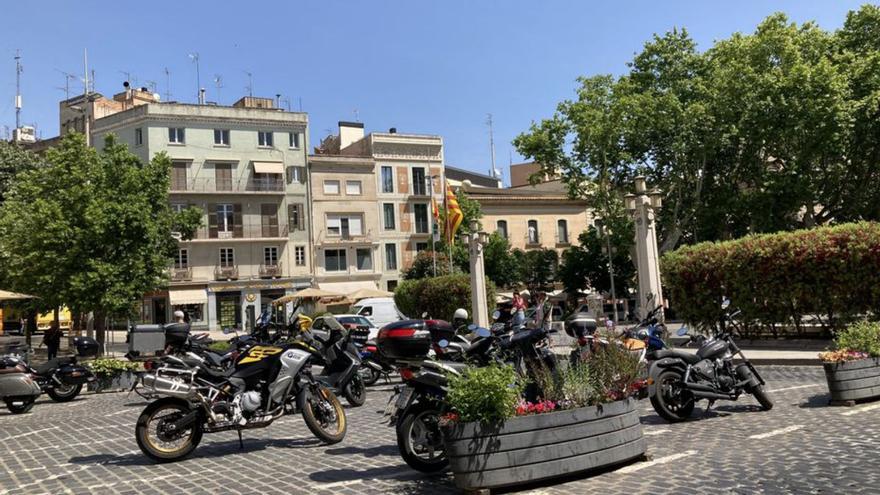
[512,291,526,327]
[43,321,62,360]
[173,310,186,324]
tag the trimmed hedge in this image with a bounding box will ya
[662,222,880,336]
[394,274,496,323]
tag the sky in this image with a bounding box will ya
[0,1,870,183]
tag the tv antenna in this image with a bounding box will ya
[243,70,253,97]
[14,50,22,129]
[55,69,77,100]
[353,108,360,122]
[146,80,158,94]
[281,97,291,111]
[487,113,500,179]
[119,70,137,87]
[163,67,172,101]
[213,74,223,102]
[188,52,200,101]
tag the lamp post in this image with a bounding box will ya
[464,219,490,327]
[625,176,664,322]
[595,218,618,323]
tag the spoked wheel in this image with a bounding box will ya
[650,370,695,422]
[359,365,382,386]
[343,374,367,407]
[5,396,37,414]
[135,399,202,462]
[298,384,346,444]
[396,402,448,473]
[47,383,82,402]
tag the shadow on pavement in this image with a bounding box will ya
[309,464,454,494]
[798,393,832,409]
[324,444,400,458]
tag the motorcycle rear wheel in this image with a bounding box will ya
[47,383,82,402]
[343,374,366,407]
[135,399,202,463]
[396,402,448,473]
[650,370,695,422]
[298,384,346,444]
[5,396,36,414]
[751,384,774,411]
[359,365,381,386]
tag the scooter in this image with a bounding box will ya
[296,315,367,407]
[359,340,395,386]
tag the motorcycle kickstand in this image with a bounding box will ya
[238,430,244,450]
[703,399,716,416]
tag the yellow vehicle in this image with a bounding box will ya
[37,307,72,332]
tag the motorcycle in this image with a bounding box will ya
[0,351,41,414]
[358,340,395,386]
[647,298,773,422]
[1,337,98,406]
[135,338,347,462]
[296,315,368,407]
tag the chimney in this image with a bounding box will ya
[338,121,364,149]
[389,127,397,134]
[199,88,206,105]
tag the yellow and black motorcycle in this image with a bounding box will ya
[135,335,346,462]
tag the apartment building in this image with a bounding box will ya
[312,122,444,292]
[92,95,311,331]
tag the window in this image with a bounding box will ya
[383,203,396,230]
[387,280,398,291]
[289,132,300,148]
[358,306,373,317]
[258,131,274,147]
[171,162,187,190]
[170,203,187,213]
[174,249,189,269]
[346,180,362,195]
[557,219,569,244]
[218,204,235,233]
[416,242,429,253]
[295,246,306,266]
[287,166,305,184]
[261,204,279,237]
[175,304,203,323]
[214,129,230,146]
[327,215,363,237]
[528,220,539,244]
[381,166,394,193]
[324,249,347,272]
[385,243,397,270]
[215,163,233,191]
[168,127,185,144]
[496,220,508,239]
[219,247,235,267]
[135,128,143,146]
[412,167,426,195]
[264,246,279,266]
[323,180,340,195]
[288,203,304,231]
[356,248,373,271]
[414,204,429,233]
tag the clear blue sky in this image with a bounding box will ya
[0,1,869,181]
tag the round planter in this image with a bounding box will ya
[824,357,880,403]
[443,398,645,492]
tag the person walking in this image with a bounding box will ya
[512,291,527,327]
[43,321,62,360]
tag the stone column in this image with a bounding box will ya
[467,220,490,328]
[627,176,664,322]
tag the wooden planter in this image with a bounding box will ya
[824,357,880,404]
[443,398,646,493]
[87,371,139,393]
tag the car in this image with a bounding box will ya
[334,314,379,341]
[350,297,406,330]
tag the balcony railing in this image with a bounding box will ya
[186,224,289,240]
[259,263,283,279]
[317,229,375,245]
[170,267,192,281]
[214,265,239,280]
[171,177,285,193]
[525,232,541,246]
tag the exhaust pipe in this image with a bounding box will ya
[142,374,196,399]
[691,390,736,400]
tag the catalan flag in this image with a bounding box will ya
[432,197,440,221]
[445,185,463,243]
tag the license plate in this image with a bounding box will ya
[384,386,413,417]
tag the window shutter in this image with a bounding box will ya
[297,203,305,230]
[288,204,297,231]
[233,203,243,238]
[207,203,218,238]
[399,203,410,232]
[396,166,409,194]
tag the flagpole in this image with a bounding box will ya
[445,176,453,274]
[429,175,437,277]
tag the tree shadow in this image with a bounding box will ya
[308,463,452,493]
[798,393,832,409]
[323,444,400,458]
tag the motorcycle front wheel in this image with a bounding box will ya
[298,384,346,444]
[47,383,82,402]
[135,399,203,462]
[343,374,367,407]
[5,396,36,414]
[396,402,448,473]
[751,384,774,411]
[650,370,695,422]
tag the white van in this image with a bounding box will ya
[351,297,406,329]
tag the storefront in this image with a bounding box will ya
[168,288,209,328]
[206,280,309,332]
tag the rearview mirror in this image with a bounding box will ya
[676,327,689,337]
[438,339,449,348]
[491,310,501,320]
[467,324,478,331]
[721,298,730,310]
[476,328,491,338]
[421,312,428,318]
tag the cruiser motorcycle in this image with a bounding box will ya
[647,299,773,422]
[135,340,347,462]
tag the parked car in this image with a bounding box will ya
[335,314,380,341]
[350,297,406,329]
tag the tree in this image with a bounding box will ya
[402,250,451,280]
[0,133,199,346]
[0,141,42,204]
[483,232,520,288]
[513,248,558,291]
[557,225,635,296]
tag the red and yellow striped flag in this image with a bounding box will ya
[445,185,463,243]
[432,197,440,221]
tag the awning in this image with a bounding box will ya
[253,161,284,174]
[169,289,208,306]
[319,281,378,295]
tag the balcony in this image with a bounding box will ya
[317,229,376,245]
[214,265,239,281]
[259,263,283,279]
[186,224,290,241]
[171,177,285,194]
[170,267,192,282]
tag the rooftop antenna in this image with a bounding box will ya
[298,97,302,112]
[487,113,500,179]
[146,80,158,94]
[14,50,22,129]
[353,108,360,122]
[119,70,136,88]
[83,48,89,97]
[281,97,291,111]
[55,69,77,99]
[213,74,223,103]
[243,70,253,97]
[163,67,172,101]
[188,52,200,102]
[90,69,96,92]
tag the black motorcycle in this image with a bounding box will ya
[1,337,98,403]
[647,299,773,422]
[297,315,368,407]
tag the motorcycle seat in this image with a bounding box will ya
[0,365,24,374]
[34,356,75,374]
[652,349,702,365]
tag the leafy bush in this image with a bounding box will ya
[86,358,140,375]
[834,320,880,357]
[402,251,451,280]
[208,340,231,353]
[393,274,496,322]
[662,222,880,334]
[447,364,522,423]
[585,343,642,402]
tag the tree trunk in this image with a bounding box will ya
[25,308,37,349]
[95,310,106,356]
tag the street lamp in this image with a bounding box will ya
[627,176,664,322]
[465,219,490,327]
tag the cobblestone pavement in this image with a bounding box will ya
[0,366,877,495]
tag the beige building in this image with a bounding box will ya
[464,181,592,253]
[509,161,559,188]
[312,122,445,291]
